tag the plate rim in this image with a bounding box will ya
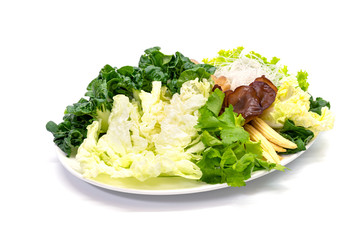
[56,138,316,195]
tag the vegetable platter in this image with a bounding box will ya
[46,46,334,194]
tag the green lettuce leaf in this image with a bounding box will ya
[296,70,309,91]
[202,46,245,66]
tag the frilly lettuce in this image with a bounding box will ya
[261,76,335,135]
[76,79,211,181]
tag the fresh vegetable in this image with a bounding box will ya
[203,46,280,68]
[244,124,281,164]
[47,47,216,156]
[251,118,297,150]
[260,75,335,135]
[296,70,310,91]
[309,96,331,115]
[75,79,211,181]
[46,114,93,157]
[280,120,315,154]
[195,89,285,187]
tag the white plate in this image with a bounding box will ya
[56,139,316,195]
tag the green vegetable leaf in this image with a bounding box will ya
[245,51,269,64]
[254,158,287,172]
[296,70,309,91]
[279,65,290,77]
[233,153,255,174]
[140,47,215,94]
[176,66,213,91]
[65,98,95,116]
[196,148,224,184]
[201,131,223,147]
[220,127,249,145]
[220,147,238,168]
[280,119,314,154]
[270,56,280,65]
[244,141,263,159]
[196,107,222,129]
[46,114,93,157]
[224,169,247,187]
[205,88,225,116]
[309,96,331,115]
[218,105,235,126]
[202,46,245,66]
[143,65,169,85]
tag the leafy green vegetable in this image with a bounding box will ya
[203,46,280,67]
[46,114,93,157]
[202,46,245,66]
[195,89,285,187]
[140,47,216,93]
[279,65,289,77]
[204,87,225,116]
[309,96,331,115]
[245,51,280,66]
[280,119,314,154]
[99,64,145,98]
[296,70,309,91]
[47,47,216,156]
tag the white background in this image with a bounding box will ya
[1,0,359,239]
